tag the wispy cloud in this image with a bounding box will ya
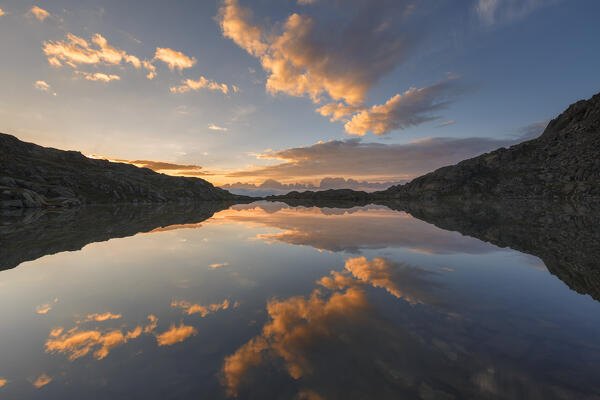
[76,71,120,82]
[344,80,464,136]
[171,299,237,317]
[0,8,6,17]
[208,124,228,132]
[475,0,556,25]
[170,77,231,95]
[436,120,456,128]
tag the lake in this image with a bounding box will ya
[0,201,599,399]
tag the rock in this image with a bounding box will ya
[0,133,251,208]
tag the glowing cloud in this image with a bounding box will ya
[0,9,6,17]
[0,378,7,388]
[33,80,50,91]
[32,373,52,388]
[171,299,237,317]
[42,33,144,71]
[345,80,461,136]
[209,262,229,268]
[208,124,228,132]
[85,312,122,322]
[28,6,50,21]
[154,47,196,71]
[45,315,156,361]
[155,323,197,346]
[170,77,230,94]
[222,287,370,395]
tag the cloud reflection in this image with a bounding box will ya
[211,204,498,255]
[155,323,197,347]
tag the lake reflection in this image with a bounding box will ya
[1,202,600,399]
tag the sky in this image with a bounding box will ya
[0,0,599,187]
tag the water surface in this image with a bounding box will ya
[0,202,599,399]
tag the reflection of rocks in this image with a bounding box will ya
[384,199,600,302]
[0,202,235,271]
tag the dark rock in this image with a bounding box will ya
[0,133,251,208]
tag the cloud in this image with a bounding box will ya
[32,373,52,388]
[475,0,555,25]
[142,60,157,79]
[208,124,228,132]
[0,378,7,388]
[209,262,229,269]
[84,312,122,322]
[155,323,197,346]
[171,299,237,317]
[316,102,365,122]
[36,303,53,314]
[212,205,498,255]
[85,155,209,177]
[0,8,5,17]
[170,77,230,94]
[221,177,402,195]
[436,120,456,128]
[222,287,371,395]
[319,257,441,305]
[217,0,415,107]
[76,71,120,82]
[28,6,50,21]
[153,47,196,71]
[45,315,156,360]
[227,136,515,182]
[344,80,463,135]
[42,33,149,78]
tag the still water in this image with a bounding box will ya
[0,202,599,399]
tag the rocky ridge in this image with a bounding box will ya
[0,133,241,208]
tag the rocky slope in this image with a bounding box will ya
[0,133,241,208]
[377,93,600,200]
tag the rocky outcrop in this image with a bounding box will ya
[0,202,234,271]
[376,93,600,200]
[266,189,371,207]
[0,133,243,208]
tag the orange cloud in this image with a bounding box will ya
[155,323,197,346]
[28,6,50,21]
[154,47,196,71]
[0,378,7,388]
[42,33,147,73]
[339,256,440,305]
[32,373,52,388]
[171,299,237,317]
[0,9,5,17]
[170,77,230,95]
[45,315,156,361]
[84,312,122,322]
[345,80,462,135]
[222,287,370,395]
[36,303,52,314]
[209,262,229,269]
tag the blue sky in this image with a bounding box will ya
[0,0,598,186]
